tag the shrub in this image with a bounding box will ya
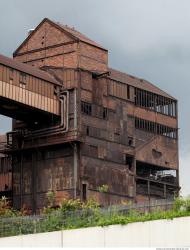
[184,196,190,211]
[98,184,109,193]
[0,196,20,217]
[82,198,100,209]
[47,191,56,208]
[60,199,82,213]
[173,196,185,211]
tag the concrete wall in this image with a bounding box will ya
[0,216,189,247]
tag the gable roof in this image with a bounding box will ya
[0,54,60,85]
[108,68,176,100]
[55,20,107,51]
[14,18,107,56]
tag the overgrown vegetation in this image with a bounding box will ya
[98,184,109,193]
[0,195,190,237]
[0,196,21,217]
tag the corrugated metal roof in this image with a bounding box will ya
[108,68,176,100]
[0,54,60,86]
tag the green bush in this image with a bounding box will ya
[174,196,190,212]
[60,199,82,213]
[98,184,109,193]
[0,196,20,218]
[185,196,190,211]
[174,196,185,211]
[46,191,56,208]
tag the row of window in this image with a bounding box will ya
[135,117,177,139]
[135,88,177,117]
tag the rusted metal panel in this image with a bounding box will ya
[135,129,178,169]
[11,145,75,211]
[81,156,133,196]
[0,54,59,85]
[0,80,60,115]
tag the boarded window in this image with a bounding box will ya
[109,80,131,100]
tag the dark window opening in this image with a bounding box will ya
[136,161,177,185]
[103,107,108,119]
[128,137,133,146]
[19,72,27,88]
[125,155,133,170]
[86,126,89,136]
[127,85,130,99]
[19,72,27,84]
[82,184,87,201]
[81,101,92,116]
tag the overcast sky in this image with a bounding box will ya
[0,0,189,196]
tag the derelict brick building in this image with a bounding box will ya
[0,18,179,212]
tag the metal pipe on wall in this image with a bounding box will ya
[73,88,78,199]
[24,90,69,138]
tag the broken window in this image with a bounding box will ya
[136,161,177,184]
[124,155,134,170]
[81,101,92,116]
[135,117,177,139]
[128,137,133,146]
[135,88,177,117]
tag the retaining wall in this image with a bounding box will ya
[0,216,189,247]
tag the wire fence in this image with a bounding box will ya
[0,198,174,238]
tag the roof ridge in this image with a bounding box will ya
[50,19,107,51]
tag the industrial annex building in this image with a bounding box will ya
[0,18,179,213]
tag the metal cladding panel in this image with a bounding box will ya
[0,80,60,115]
[0,54,60,85]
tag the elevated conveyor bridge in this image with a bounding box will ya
[0,54,61,122]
